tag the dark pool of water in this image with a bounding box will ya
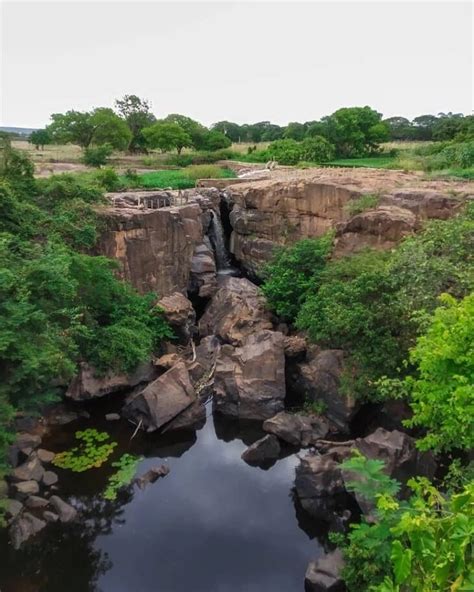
[0,410,327,592]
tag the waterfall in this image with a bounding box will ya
[209,210,231,271]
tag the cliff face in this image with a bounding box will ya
[97,203,206,296]
[225,169,469,275]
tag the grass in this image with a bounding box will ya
[346,193,380,216]
[122,166,236,190]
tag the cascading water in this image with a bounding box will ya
[209,209,231,272]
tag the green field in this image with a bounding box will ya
[121,166,236,190]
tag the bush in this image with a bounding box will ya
[300,136,335,162]
[93,167,122,191]
[183,164,224,181]
[261,234,334,321]
[82,143,113,167]
[267,139,302,165]
[402,293,474,453]
[335,452,474,592]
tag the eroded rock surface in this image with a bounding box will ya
[123,361,196,431]
[305,550,346,592]
[213,330,285,420]
[157,292,196,344]
[241,434,281,465]
[263,411,329,447]
[199,277,273,345]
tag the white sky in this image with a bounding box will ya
[1,0,472,128]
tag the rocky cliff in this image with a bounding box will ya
[225,168,470,275]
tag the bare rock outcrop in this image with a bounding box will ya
[241,434,281,465]
[189,241,218,298]
[66,361,157,401]
[305,550,346,592]
[213,330,286,420]
[263,411,329,447]
[199,277,273,345]
[287,349,358,433]
[123,361,197,431]
[156,292,196,344]
[97,202,204,296]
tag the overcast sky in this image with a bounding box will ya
[1,0,472,128]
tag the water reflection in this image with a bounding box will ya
[1,412,324,592]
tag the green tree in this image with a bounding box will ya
[47,108,131,150]
[115,94,156,153]
[142,121,192,154]
[403,293,474,453]
[212,121,242,143]
[300,136,335,162]
[202,130,232,151]
[383,117,414,141]
[267,138,303,165]
[323,106,389,157]
[284,122,306,141]
[412,114,439,141]
[29,129,51,150]
[163,114,208,150]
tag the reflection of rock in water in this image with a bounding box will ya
[0,491,132,592]
[212,413,267,447]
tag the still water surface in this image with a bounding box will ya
[0,411,324,592]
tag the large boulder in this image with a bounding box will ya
[10,454,44,483]
[263,411,329,447]
[156,292,196,344]
[199,277,273,346]
[241,435,281,465]
[188,241,218,298]
[49,495,77,523]
[123,361,196,431]
[288,350,358,433]
[66,361,157,401]
[9,512,47,550]
[305,550,346,592]
[213,330,286,420]
[355,428,436,483]
[295,453,348,519]
[334,205,417,255]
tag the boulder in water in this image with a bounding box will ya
[263,412,329,447]
[9,512,47,550]
[305,550,346,591]
[241,435,281,465]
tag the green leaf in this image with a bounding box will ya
[391,540,412,584]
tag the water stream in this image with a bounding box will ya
[0,410,325,592]
[209,210,232,272]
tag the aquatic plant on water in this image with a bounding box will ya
[52,429,117,472]
[103,453,142,500]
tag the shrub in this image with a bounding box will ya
[93,167,122,191]
[82,143,113,167]
[261,234,334,321]
[267,139,302,165]
[402,293,474,453]
[300,135,335,162]
[334,452,474,592]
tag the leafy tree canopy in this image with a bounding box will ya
[142,121,192,154]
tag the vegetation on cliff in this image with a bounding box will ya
[0,143,171,470]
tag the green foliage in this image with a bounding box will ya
[82,144,113,167]
[47,108,131,150]
[323,106,389,157]
[93,167,122,191]
[300,136,335,162]
[267,139,302,165]
[303,399,327,416]
[345,193,380,216]
[292,205,474,399]
[337,453,474,591]
[29,129,51,150]
[0,152,172,468]
[142,121,192,154]
[202,130,232,151]
[53,429,117,472]
[402,293,474,453]
[261,234,334,321]
[184,164,233,181]
[115,94,156,153]
[103,453,142,500]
